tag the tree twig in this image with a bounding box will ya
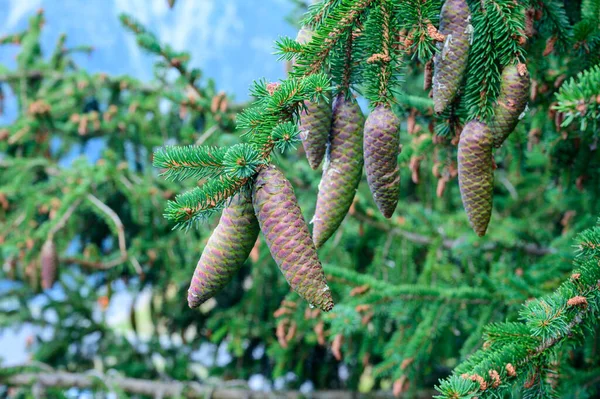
[48,199,82,238]
[1,370,438,398]
[59,194,135,272]
[86,194,127,260]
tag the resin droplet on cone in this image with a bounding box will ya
[433,0,471,114]
[458,120,494,237]
[187,191,259,308]
[490,64,530,148]
[296,26,332,170]
[253,165,334,311]
[40,239,58,290]
[364,105,400,218]
[313,94,365,248]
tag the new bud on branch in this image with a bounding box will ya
[490,64,530,148]
[313,94,365,248]
[253,165,334,311]
[432,0,471,114]
[457,120,494,237]
[187,191,259,308]
[364,105,401,218]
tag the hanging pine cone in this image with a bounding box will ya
[296,26,333,170]
[299,94,333,169]
[490,64,530,148]
[432,0,471,114]
[187,191,259,308]
[313,94,365,248]
[364,105,400,218]
[40,238,58,290]
[458,120,494,237]
[253,165,334,311]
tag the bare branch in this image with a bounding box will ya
[1,370,438,398]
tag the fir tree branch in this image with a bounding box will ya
[435,220,600,398]
[351,207,556,256]
[326,264,498,305]
[296,0,375,76]
[554,64,600,133]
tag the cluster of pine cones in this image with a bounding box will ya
[188,0,530,311]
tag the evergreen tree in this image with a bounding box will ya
[2,1,600,398]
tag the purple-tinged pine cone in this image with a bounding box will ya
[187,191,259,308]
[40,239,58,290]
[313,94,365,248]
[433,0,471,114]
[296,26,333,169]
[299,94,333,170]
[253,165,334,311]
[364,105,400,218]
[490,64,530,148]
[458,120,494,237]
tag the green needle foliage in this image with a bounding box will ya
[2,1,600,398]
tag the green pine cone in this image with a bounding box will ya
[40,239,58,290]
[299,93,333,170]
[364,105,400,218]
[313,94,365,248]
[490,64,530,148]
[433,0,471,114]
[253,165,334,311]
[187,191,259,308]
[458,120,494,237]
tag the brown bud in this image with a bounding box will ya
[332,334,343,361]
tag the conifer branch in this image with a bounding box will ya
[326,264,498,305]
[436,220,600,398]
[554,64,600,133]
[351,207,556,256]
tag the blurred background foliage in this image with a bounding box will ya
[1,0,600,398]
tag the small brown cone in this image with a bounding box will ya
[40,239,58,290]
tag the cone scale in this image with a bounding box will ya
[253,165,334,311]
[187,191,259,308]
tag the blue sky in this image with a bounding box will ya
[0,0,296,101]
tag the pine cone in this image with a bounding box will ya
[433,0,471,114]
[253,165,334,311]
[296,26,332,169]
[187,191,259,308]
[458,120,494,237]
[490,64,530,148]
[40,239,58,290]
[299,94,333,169]
[364,105,400,218]
[313,94,365,248]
